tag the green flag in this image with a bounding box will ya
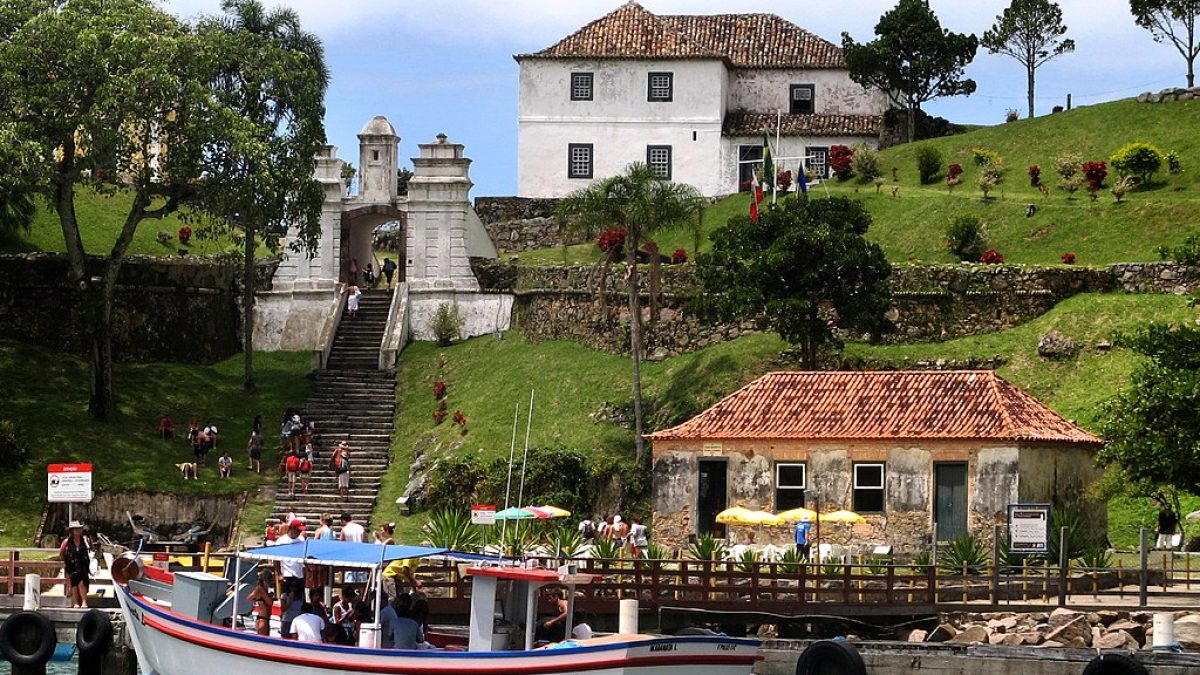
[762,134,774,193]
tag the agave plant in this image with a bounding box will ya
[592,537,624,561]
[909,549,932,573]
[549,523,585,561]
[734,547,760,574]
[640,542,669,560]
[686,533,725,562]
[820,563,844,577]
[939,534,989,575]
[1074,547,1114,570]
[864,556,888,576]
[422,509,481,552]
[778,547,806,574]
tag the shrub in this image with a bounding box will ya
[1061,252,1076,265]
[947,163,963,180]
[1074,547,1114,570]
[1167,150,1183,175]
[776,170,793,192]
[597,227,627,253]
[1028,165,1041,187]
[155,231,173,246]
[1062,175,1083,198]
[178,226,192,245]
[430,302,465,346]
[977,160,1004,199]
[592,537,624,560]
[1110,142,1164,184]
[1053,153,1081,180]
[422,509,482,552]
[829,144,854,180]
[1005,108,1020,123]
[972,147,1002,167]
[0,421,28,474]
[891,166,899,181]
[549,524,585,560]
[851,143,881,182]
[640,542,669,560]
[687,533,725,561]
[1111,176,1136,203]
[939,533,989,574]
[945,216,987,262]
[452,410,467,428]
[734,547,760,574]
[434,398,448,425]
[916,145,943,184]
[980,248,1004,264]
[1082,161,1107,189]
[1159,235,1200,265]
[910,550,932,573]
[671,248,687,264]
[433,380,447,400]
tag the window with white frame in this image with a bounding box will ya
[806,146,829,180]
[853,463,885,513]
[790,84,815,114]
[648,72,673,102]
[646,145,672,179]
[775,462,806,510]
[567,143,593,179]
[570,72,593,101]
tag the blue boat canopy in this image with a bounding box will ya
[240,540,449,569]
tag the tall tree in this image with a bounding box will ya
[982,0,1075,119]
[0,0,229,420]
[1131,0,1200,87]
[198,0,328,393]
[0,124,44,233]
[693,196,893,369]
[842,0,978,143]
[557,164,703,463]
[1099,323,1200,496]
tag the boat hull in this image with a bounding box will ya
[117,586,760,675]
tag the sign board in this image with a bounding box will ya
[471,504,496,526]
[1007,503,1051,555]
[47,463,93,503]
[701,442,723,455]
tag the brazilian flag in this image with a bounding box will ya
[762,134,774,190]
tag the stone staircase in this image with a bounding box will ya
[269,289,396,535]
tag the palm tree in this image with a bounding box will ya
[557,163,703,462]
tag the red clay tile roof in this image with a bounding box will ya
[516,2,845,69]
[724,112,883,137]
[648,371,1102,445]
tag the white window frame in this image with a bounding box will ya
[646,145,672,180]
[806,146,829,180]
[775,462,807,510]
[648,72,673,102]
[567,143,593,179]
[570,72,593,101]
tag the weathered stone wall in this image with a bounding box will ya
[38,490,246,549]
[473,196,588,254]
[1137,86,1200,103]
[0,253,273,363]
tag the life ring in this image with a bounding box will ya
[1081,653,1149,675]
[0,610,57,667]
[76,609,113,656]
[796,639,867,675]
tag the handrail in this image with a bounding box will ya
[378,282,409,371]
[311,283,348,370]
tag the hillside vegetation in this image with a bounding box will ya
[518,99,1200,267]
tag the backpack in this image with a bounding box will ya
[285,455,300,473]
[335,456,349,473]
[581,521,596,539]
[299,459,312,473]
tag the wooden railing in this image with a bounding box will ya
[1,550,67,596]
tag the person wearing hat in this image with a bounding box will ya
[275,519,307,598]
[59,520,93,608]
[332,441,351,498]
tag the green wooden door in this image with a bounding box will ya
[698,459,728,538]
[934,463,968,542]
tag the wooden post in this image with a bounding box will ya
[1057,526,1069,606]
[842,563,851,604]
[886,563,895,605]
[5,550,15,596]
[927,563,936,604]
[1139,527,1149,607]
[991,524,1001,607]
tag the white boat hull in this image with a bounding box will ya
[117,586,760,675]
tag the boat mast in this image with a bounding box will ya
[500,402,520,556]
[516,389,535,512]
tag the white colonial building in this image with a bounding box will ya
[516,2,888,197]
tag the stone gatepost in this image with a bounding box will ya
[405,134,480,291]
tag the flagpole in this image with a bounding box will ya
[500,403,519,558]
[773,109,782,205]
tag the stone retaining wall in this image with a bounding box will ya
[0,253,274,363]
[1137,86,1200,103]
[473,196,587,254]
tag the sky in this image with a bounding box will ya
[162,0,1186,197]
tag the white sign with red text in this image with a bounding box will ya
[47,463,93,503]
[471,504,496,526]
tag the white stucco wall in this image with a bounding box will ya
[719,135,879,194]
[254,288,340,351]
[518,59,728,197]
[727,69,886,116]
[407,291,513,342]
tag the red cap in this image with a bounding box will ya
[289,519,305,530]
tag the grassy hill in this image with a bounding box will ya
[0,340,311,546]
[517,99,1200,267]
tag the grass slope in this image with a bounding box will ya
[517,99,1200,267]
[0,340,311,546]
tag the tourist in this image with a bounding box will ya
[534,590,572,643]
[1156,494,1180,549]
[374,522,395,545]
[293,603,326,643]
[279,587,303,639]
[246,425,264,473]
[264,521,278,545]
[331,587,358,645]
[379,591,398,648]
[218,451,233,479]
[578,517,597,542]
[350,257,360,285]
[59,520,93,609]
[288,411,304,453]
[347,284,362,319]
[313,513,335,541]
[248,573,273,636]
[188,419,203,462]
[285,449,300,497]
[308,588,330,623]
[795,517,812,560]
[609,515,629,546]
[388,594,424,650]
[275,519,307,597]
[364,262,376,287]
[340,512,365,543]
[203,420,219,451]
[158,414,175,440]
[629,518,648,555]
[382,258,397,290]
[279,409,293,456]
[298,443,313,495]
[384,554,422,595]
[596,516,610,540]
[333,441,351,497]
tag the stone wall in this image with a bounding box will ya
[1137,86,1200,103]
[0,253,272,363]
[473,196,588,254]
[38,490,246,549]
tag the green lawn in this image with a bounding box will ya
[0,340,312,546]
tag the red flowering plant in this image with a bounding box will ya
[829,145,853,180]
[947,164,963,179]
[980,249,1005,264]
[891,167,899,181]
[776,170,793,193]
[671,248,688,264]
[434,398,448,425]
[1082,161,1107,189]
[178,226,192,245]
[453,410,467,426]
[1028,165,1041,187]
[433,380,447,400]
[597,227,627,254]
[1061,252,1076,265]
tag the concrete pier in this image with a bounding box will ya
[0,607,136,674]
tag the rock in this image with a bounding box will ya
[926,624,958,642]
[646,347,669,362]
[1097,610,1120,626]
[1046,616,1092,647]
[906,629,927,642]
[1062,637,1089,649]
[1095,631,1140,650]
[1160,267,1180,281]
[1049,608,1083,626]
[1038,330,1079,360]
[1107,620,1146,646]
[1174,614,1200,650]
[1017,632,1044,646]
[1040,640,1064,648]
[987,616,1018,632]
[988,632,1008,645]
[949,625,990,644]
[1137,92,1151,103]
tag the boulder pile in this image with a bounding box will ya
[904,608,1200,650]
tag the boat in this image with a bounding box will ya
[112,539,762,675]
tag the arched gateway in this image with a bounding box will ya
[254,116,510,366]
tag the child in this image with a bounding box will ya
[298,444,313,495]
[218,452,233,479]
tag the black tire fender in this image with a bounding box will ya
[1081,652,1149,675]
[76,609,113,656]
[0,610,57,667]
[796,638,867,675]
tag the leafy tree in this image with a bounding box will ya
[196,0,328,393]
[0,0,237,420]
[1099,323,1200,497]
[1131,0,1200,87]
[0,124,45,233]
[982,0,1075,119]
[842,0,978,143]
[557,164,704,462]
[693,197,893,368]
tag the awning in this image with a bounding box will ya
[240,540,449,569]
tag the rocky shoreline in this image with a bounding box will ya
[906,607,1200,650]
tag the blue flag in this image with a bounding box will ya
[797,159,809,196]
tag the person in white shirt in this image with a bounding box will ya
[274,520,307,597]
[293,603,326,643]
[340,512,365,542]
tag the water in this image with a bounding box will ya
[0,658,77,674]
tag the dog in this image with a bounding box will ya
[175,462,198,480]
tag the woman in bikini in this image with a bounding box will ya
[248,573,274,636]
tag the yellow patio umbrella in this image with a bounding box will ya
[818,509,867,524]
[775,507,819,523]
[716,506,784,526]
[536,504,572,518]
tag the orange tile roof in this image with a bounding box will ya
[516,2,845,69]
[648,371,1102,445]
[724,112,883,137]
